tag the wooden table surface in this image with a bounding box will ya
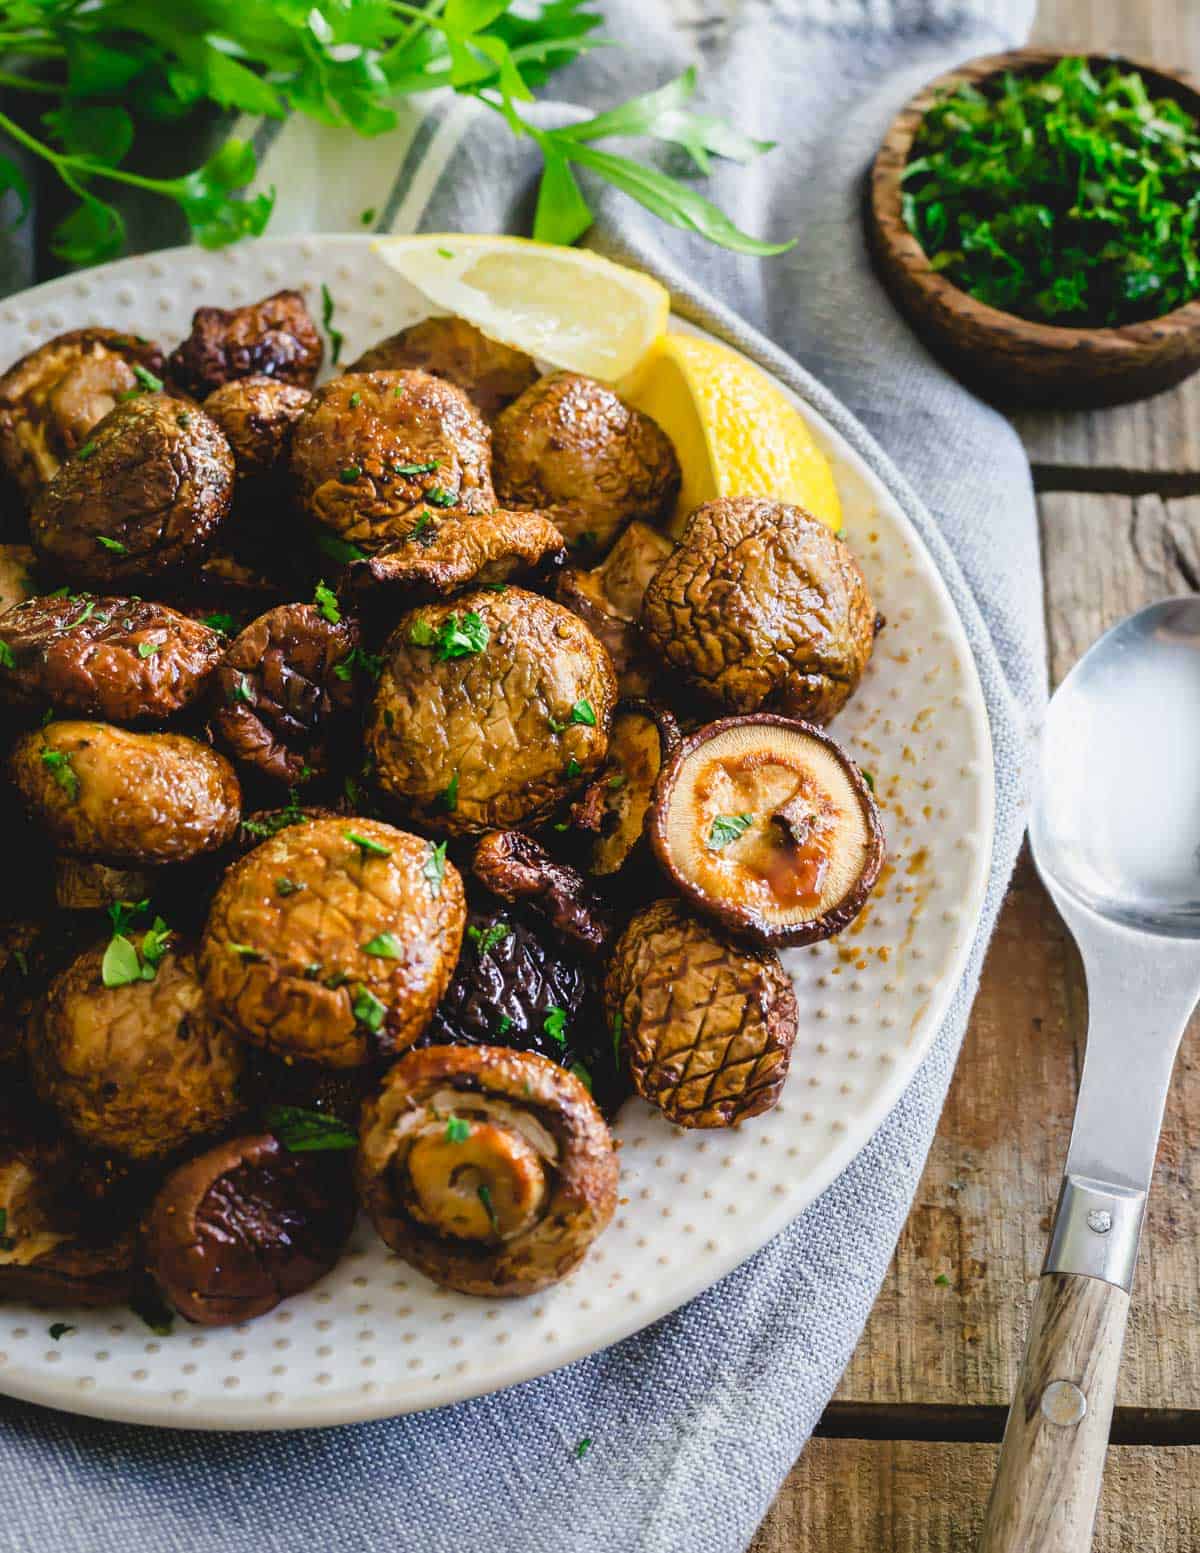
[712,0,1200,1546]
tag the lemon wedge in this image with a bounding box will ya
[371,234,669,383]
[621,332,842,537]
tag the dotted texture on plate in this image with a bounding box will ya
[0,236,994,1430]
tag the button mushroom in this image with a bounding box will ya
[365,586,617,834]
[556,520,675,696]
[211,602,361,787]
[356,1044,618,1295]
[347,509,566,602]
[0,593,224,723]
[290,370,494,554]
[570,698,680,882]
[199,816,465,1067]
[141,1132,355,1325]
[492,371,680,553]
[347,318,538,419]
[649,715,884,946]
[0,328,165,502]
[10,721,242,865]
[29,396,235,585]
[605,898,798,1128]
[641,496,877,723]
[31,942,245,1161]
[166,290,323,398]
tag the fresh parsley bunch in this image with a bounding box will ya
[0,0,791,266]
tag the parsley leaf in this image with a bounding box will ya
[445,1115,471,1144]
[97,535,127,554]
[137,638,161,658]
[40,746,79,801]
[477,1183,500,1235]
[129,1289,174,1337]
[321,284,343,366]
[548,699,597,733]
[423,840,448,896]
[362,932,402,958]
[200,612,236,636]
[410,611,489,661]
[438,770,459,812]
[352,984,386,1032]
[345,829,390,859]
[313,580,341,624]
[467,921,510,956]
[266,1105,357,1153]
[394,460,440,476]
[0,642,14,670]
[707,812,754,850]
[543,1005,567,1045]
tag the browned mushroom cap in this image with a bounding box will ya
[53,858,156,912]
[30,943,245,1160]
[641,497,876,724]
[290,370,494,553]
[472,831,613,955]
[200,816,465,1068]
[0,328,164,501]
[141,1132,355,1325]
[0,594,224,723]
[348,508,566,600]
[492,372,680,552]
[556,520,674,696]
[365,587,617,835]
[203,375,312,479]
[572,699,680,879]
[10,721,242,864]
[356,1044,618,1296]
[211,603,360,786]
[29,396,235,585]
[0,544,37,613]
[649,715,885,947]
[605,898,797,1128]
[166,290,323,399]
[347,317,539,418]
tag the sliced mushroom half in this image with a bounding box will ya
[572,699,679,880]
[649,715,884,947]
[356,1044,618,1296]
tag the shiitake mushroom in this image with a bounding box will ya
[556,520,674,697]
[356,1044,618,1296]
[141,1132,355,1325]
[346,317,539,419]
[649,715,884,947]
[570,698,680,883]
[471,830,613,956]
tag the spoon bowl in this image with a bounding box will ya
[1031,595,1200,940]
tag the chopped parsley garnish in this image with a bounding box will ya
[477,1182,500,1234]
[0,1207,12,1251]
[227,942,265,961]
[352,984,386,1032]
[339,465,362,484]
[12,950,28,977]
[64,599,95,631]
[410,611,489,660]
[48,1323,75,1340]
[483,582,508,593]
[607,773,627,790]
[132,364,163,393]
[266,1105,357,1153]
[40,746,78,800]
[423,840,448,896]
[570,1062,592,1092]
[565,757,582,778]
[496,1014,514,1037]
[467,921,510,956]
[200,612,236,635]
[102,908,172,988]
[77,439,98,461]
[707,812,754,850]
[241,806,308,840]
[934,1273,952,1287]
[360,207,376,226]
[548,699,597,733]
[315,531,367,565]
[861,769,876,792]
[904,56,1200,327]
[333,646,383,683]
[276,877,305,897]
[346,829,391,859]
[394,459,440,476]
[407,512,434,544]
[97,535,128,554]
[313,579,341,624]
[362,932,402,958]
[437,246,455,259]
[137,639,161,658]
[438,770,459,812]
[321,283,344,365]
[445,1115,471,1144]
[176,411,192,429]
[423,485,456,508]
[543,1005,567,1046]
[129,1289,174,1337]
[0,642,14,670]
[231,672,254,704]
[574,1437,592,1460]
[348,390,362,410]
[612,1012,623,1066]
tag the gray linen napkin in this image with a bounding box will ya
[0,2,1044,1549]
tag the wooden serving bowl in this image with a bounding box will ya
[866,49,1200,409]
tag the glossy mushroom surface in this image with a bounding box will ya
[605,899,798,1128]
[556,519,674,696]
[200,816,465,1067]
[347,318,538,418]
[166,290,323,398]
[649,715,884,946]
[472,830,613,956]
[572,698,680,881]
[203,375,312,480]
[356,1044,618,1295]
[141,1132,355,1325]
[349,509,566,601]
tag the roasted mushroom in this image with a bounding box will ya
[211,602,361,786]
[492,371,680,552]
[199,816,465,1067]
[347,318,538,418]
[10,721,242,864]
[365,586,617,834]
[641,497,876,724]
[245,1050,371,1129]
[572,699,680,880]
[0,328,164,502]
[166,290,323,399]
[141,1132,355,1325]
[356,1044,618,1295]
[0,593,224,723]
[649,715,884,946]
[234,801,345,854]
[290,370,494,553]
[53,858,156,912]
[29,396,235,585]
[203,375,312,480]
[348,508,566,601]
[605,898,798,1128]
[31,942,245,1160]
[472,831,613,955]
[556,519,674,695]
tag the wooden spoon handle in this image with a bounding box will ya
[979,1271,1130,1552]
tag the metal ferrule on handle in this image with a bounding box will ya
[1043,1175,1146,1292]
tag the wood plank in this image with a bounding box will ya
[1012,2,1200,483]
[834,492,1200,1413]
[749,1438,1200,1553]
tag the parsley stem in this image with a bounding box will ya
[0,70,58,94]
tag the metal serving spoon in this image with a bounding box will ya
[980,595,1200,1552]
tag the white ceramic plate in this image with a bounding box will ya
[0,234,994,1429]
